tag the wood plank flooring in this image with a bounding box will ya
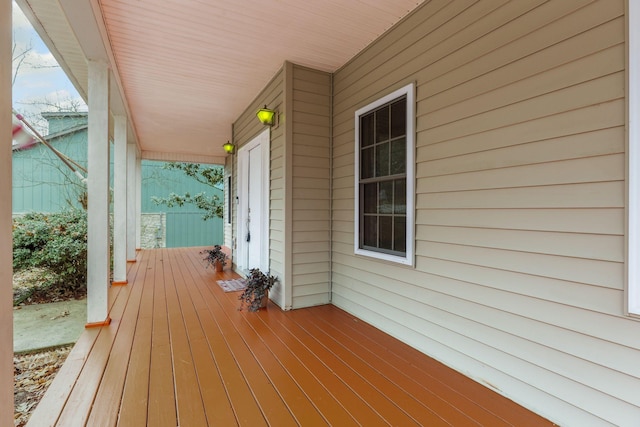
[27,247,552,426]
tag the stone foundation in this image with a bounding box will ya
[140,213,166,249]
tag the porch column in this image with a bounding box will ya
[135,156,142,249]
[0,1,13,424]
[126,143,137,261]
[86,59,111,326]
[112,114,127,284]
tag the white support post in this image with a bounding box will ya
[126,143,137,261]
[135,157,142,250]
[86,60,111,326]
[113,115,127,284]
[0,1,13,424]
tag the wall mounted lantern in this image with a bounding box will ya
[256,105,276,126]
[223,141,236,155]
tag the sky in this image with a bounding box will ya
[12,1,86,132]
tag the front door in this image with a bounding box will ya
[237,129,269,272]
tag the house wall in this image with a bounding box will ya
[232,67,287,307]
[290,64,332,308]
[43,113,87,134]
[12,132,88,212]
[231,62,331,309]
[331,0,637,425]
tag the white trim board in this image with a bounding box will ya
[628,0,640,316]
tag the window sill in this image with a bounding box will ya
[354,247,414,267]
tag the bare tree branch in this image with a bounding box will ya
[12,33,32,86]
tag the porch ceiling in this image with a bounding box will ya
[17,0,425,164]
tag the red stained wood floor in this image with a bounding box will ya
[27,247,552,426]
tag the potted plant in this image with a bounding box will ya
[238,268,277,312]
[202,245,228,272]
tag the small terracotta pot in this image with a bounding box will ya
[215,260,224,272]
[259,290,269,309]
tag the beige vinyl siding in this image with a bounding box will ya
[232,63,331,309]
[232,68,286,306]
[332,0,637,425]
[290,64,331,308]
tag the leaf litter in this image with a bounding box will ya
[14,345,72,426]
[13,268,80,426]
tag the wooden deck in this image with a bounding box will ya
[27,247,552,426]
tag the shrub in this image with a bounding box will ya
[13,210,88,291]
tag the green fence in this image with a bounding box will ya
[165,211,222,248]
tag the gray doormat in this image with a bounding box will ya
[216,279,246,292]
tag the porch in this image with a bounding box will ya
[28,247,550,426]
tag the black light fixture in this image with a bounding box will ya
[256,105,276,126]
[222,141,236,155]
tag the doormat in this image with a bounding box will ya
[217,279,246,292]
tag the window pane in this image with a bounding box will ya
[361,113,374,147]
[379,180,393,214]
[390,98,406,139]
[363,183,377,214]
[357,86,412,259]
[375,105,389,143]
[361,147,374,179]
[376,142,389,177]
[394,179,406,214]
[363,215,377,247]
[394,216,406,252]
[390,138,406,175]
[379,216,392,250]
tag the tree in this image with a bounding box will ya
[12,20,86,135]
[151,162,224,220]
[17,94,86,135]
[12,34,32,87]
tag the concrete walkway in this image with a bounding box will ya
[13,299,86,354]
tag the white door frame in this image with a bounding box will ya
[236,129,270,273]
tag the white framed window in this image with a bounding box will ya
[354,83,415,265]
[628,0,640,316]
